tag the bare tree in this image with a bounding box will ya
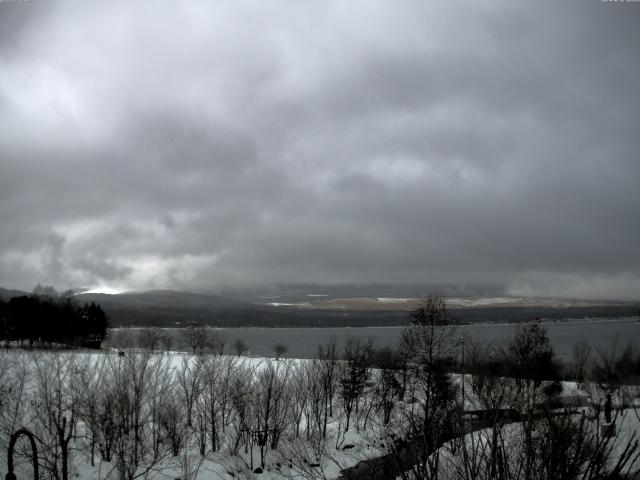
[158,391,185,457]
[273,343,288,360]
[338,338,372,432]
[32,283,58,301]
[389,295,459,480]
[233,338,249,357]
[276,431,336,480]
[92,377,120,463]
[210,330,227,355]
[138,327,162,352]
[447,326,639,480]
[109,329,135,351]
[289,363,309,438]
[570,340,592,387]
[108,351,172,480]
[0,353,32,479]
[317,338,339,430]
[228,362,256,455]
[30,353,79,480]
[75,355,109,467]
[161,333,173,352]
[371,347,403,425]
[304,360,329,441]
[145,353,176,459]
[198,355,239,452]
[177,355,204,428]
[181,322,210,355]
[448,407,640,480]
[249,360,293,467]
[402,295,458,366]
[591,338,640,427]
[0,350,25,438]
[505,323,561,413]
[459,341,519,479]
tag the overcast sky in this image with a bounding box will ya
[1,1,639,299]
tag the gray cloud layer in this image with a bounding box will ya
[1,0,639,299]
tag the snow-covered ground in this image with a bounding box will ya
[1,350,638,480]
[0,350,384,480]
[376,298,413,303]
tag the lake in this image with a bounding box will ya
[109,317,640,360]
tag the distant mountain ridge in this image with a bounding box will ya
[1,287,638,327]
[77,289,248,311]
[0,287,29,301]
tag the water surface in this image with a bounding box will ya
[110,317,640,359]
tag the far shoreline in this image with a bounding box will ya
[108,314,640,330]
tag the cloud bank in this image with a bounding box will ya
[1,1,639,299]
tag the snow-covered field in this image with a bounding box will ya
[0,350,387,480]
[0,349,638,480]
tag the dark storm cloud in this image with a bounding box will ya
[0,0,639,299]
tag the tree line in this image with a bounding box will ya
[0,285,108,349]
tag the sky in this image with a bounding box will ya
[0,1,639,300]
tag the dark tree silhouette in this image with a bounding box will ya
[0,286,108,348]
